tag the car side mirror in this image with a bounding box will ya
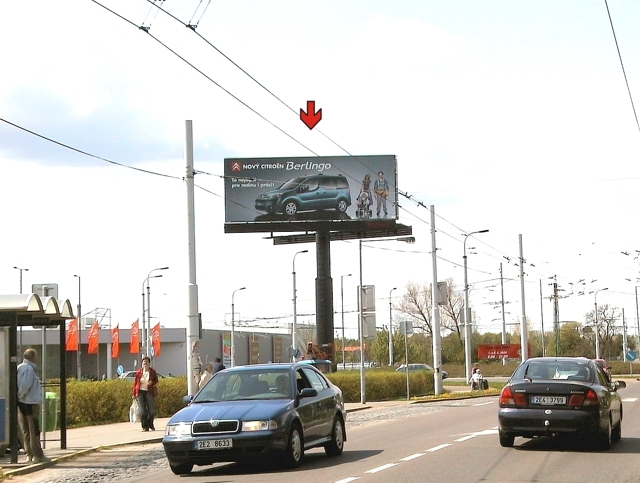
[298,388,318,399]
[299,185,309,193]
[182,395,194,405]
[614,380,626,390]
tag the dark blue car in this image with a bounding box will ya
[162,363,346,475]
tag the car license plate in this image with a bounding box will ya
[530,396,566,405]
[196,438,233,450]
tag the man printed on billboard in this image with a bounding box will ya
[374,171,389,217]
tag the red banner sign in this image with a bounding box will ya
[477,344,530,359]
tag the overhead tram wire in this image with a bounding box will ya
[605,0,640,135]
[142,0,376,177]
[0,117,180,180]
[90,0,320,157]
[187,0,213,28]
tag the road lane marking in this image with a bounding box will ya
[622,398,637,402]
[334,478,359,483]
[427,444,451,452]
[365,463,398,473]
[455,435,475,442]
[472,401,494,406]
[400,453,425,461]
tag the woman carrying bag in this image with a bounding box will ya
[132,356,159,431]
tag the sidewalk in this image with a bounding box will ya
[0,392,466,478]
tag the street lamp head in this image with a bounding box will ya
[300,250,308,254]
[239,287,246,291]
[478,229,489,234]
[160,267,169,270]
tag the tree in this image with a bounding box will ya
[584,303,621,360]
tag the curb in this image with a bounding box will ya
[2,438,163,478]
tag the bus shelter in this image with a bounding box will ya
[0,294,74,463]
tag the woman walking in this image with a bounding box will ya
[132,356,159,431]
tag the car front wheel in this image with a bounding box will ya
[282,423,303,468]
[169,462,194,475]
[283,201,298,216]
[324,416,345,456]
[336,199,348,212]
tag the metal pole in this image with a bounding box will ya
[500,264,507,364]
[231,287,245,367]
[14,266,28,352]
[292,250,308,362]
[389,287,396,366]
[185,119,200,396]
[594,288,608,359]
[144,268,168,358]
[341,274,351,369]
[635,286,639,353]
[404,321,409,400]
[430,206,443,395]
[519,234,528,361]
[359,240,366,404]
[539,279,545,356]
[463,229,489,381]
[74,275,81,380]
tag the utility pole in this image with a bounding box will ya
[553,281,559,356]
[499,263,507,365]
[430,206,443,395]
[519,234,528,361]
[539,279,545,356]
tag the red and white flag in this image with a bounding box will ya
[87,322,99,355]
[66,318,79,352]
[130,319,139,354]
[111,325,120,358]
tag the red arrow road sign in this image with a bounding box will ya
[300,100,322,130]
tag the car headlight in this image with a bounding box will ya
[165,422,193,437]
[242,420,278,432]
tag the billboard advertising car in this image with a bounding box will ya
[224,155,398,232]
[224,155,398,231]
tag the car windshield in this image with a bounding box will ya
[194,369,292,402]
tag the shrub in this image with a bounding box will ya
[57,377,188,428]
[328,370,434,402]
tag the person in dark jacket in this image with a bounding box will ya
[132,357,159,431]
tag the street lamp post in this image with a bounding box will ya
[594,287,608,359]
[13,266,28,351]
[73,274,81,380]
[389,287,397,366]
[358,236,415,404]
[144,267,169,357]
[292,250,308,362]
[340,273,352,369]
[463,229,489,382]
[231,287,246,367]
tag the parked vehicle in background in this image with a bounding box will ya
[396,363,448,380]
[498,357,626,449]
[162,362,346,475]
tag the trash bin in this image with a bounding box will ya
[44,392,59,431]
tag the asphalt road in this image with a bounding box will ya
[16,379,640,483]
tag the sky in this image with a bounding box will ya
[2,1,640,349]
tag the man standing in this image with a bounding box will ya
[373,171,390,217]
[212,357,225,374]
[17,348,49,464]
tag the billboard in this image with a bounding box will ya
[224,155,398,233]
[477,344,531,359]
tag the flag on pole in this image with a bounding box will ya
[66,318,79,351]
[112,325,120,358]
[152,322,161,357]
[130,319,139,354]
[87,321,99,355]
